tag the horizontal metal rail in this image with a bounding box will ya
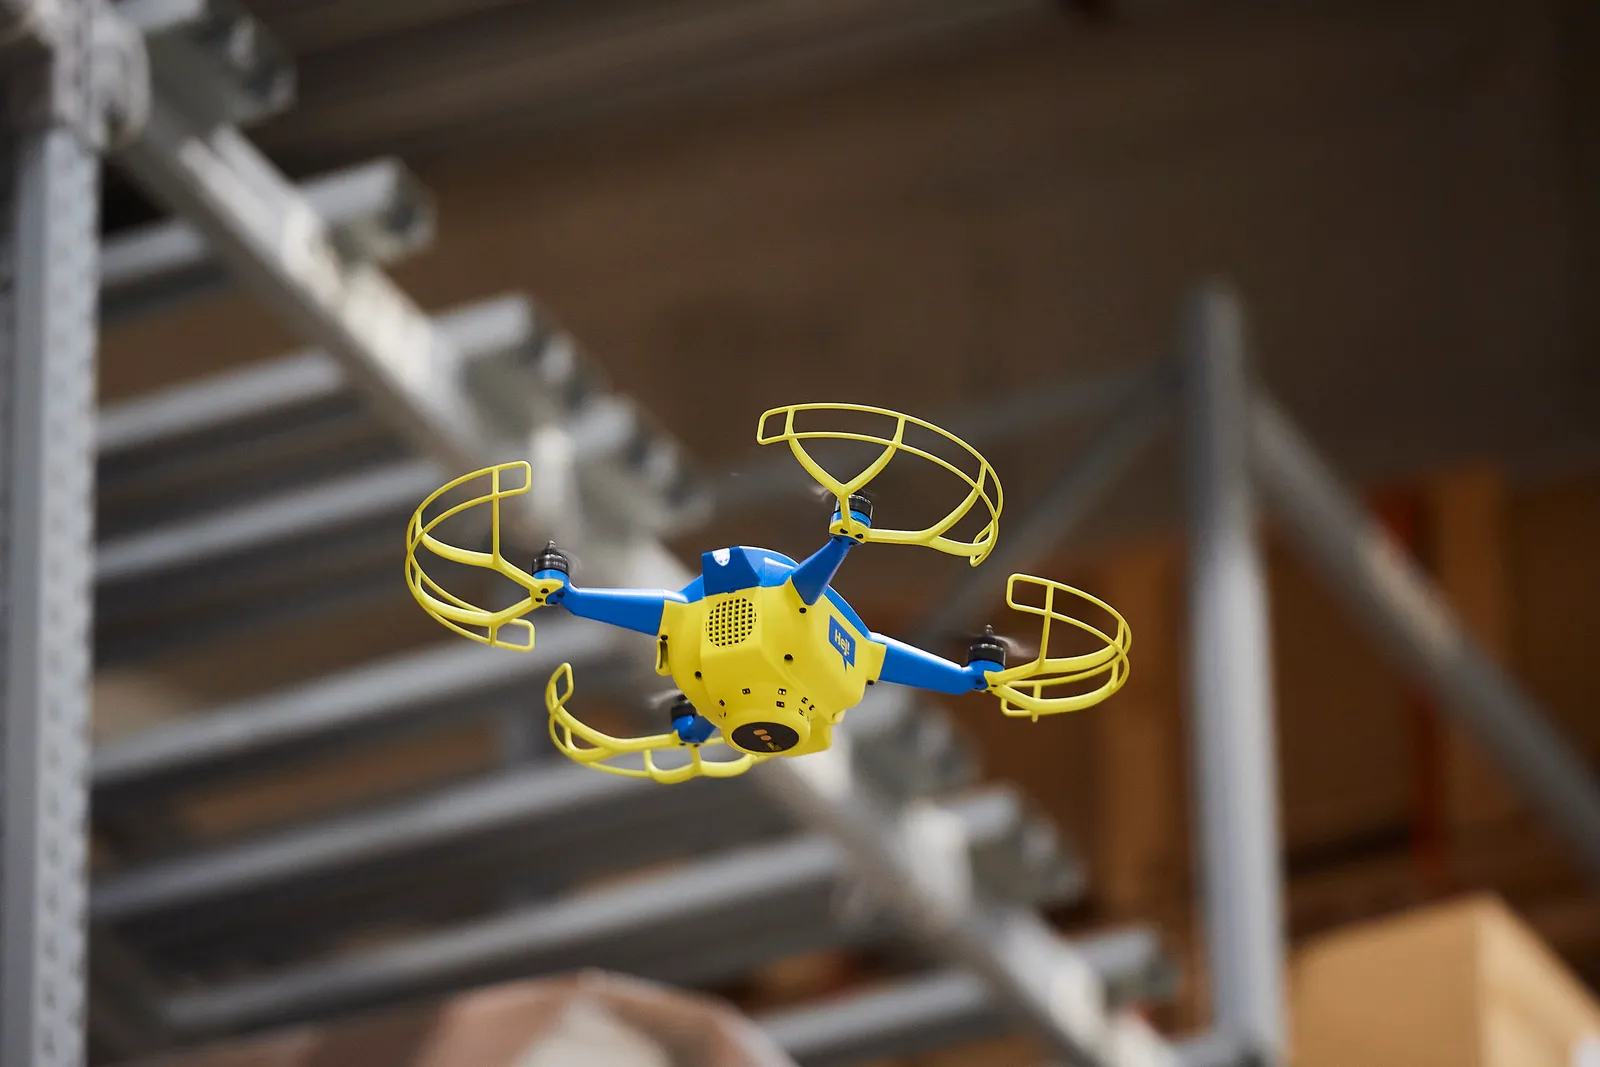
[152,789,1091,1036]
[92,627,624,792]
[98,295,528,462]
[101,158,433,324]
[1250,395,1600,883]
[761,928,1170,1067]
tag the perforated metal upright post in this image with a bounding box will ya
[1181,283,1287,1067]
[0,3,106,1064]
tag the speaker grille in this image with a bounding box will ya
[706,597,756,647]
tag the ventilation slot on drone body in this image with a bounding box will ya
[706,598,757,647]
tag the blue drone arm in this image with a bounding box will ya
[790,535,856,606]
[789,503,873,606]
[535,569,686,635]
[871,633,997,695]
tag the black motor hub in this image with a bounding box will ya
[966,624,1008,668]
[532,541,571,576]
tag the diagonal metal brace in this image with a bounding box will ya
[1250,394,1600,883]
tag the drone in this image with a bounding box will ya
[405,403,1131,784]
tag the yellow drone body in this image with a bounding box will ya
[405,402,1132,784]
[657,577,888,758]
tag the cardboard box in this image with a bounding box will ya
[117,971,800,1067]
[1293,894,1600,1067]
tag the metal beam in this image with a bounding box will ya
[0,38,102,1067]
[156,835,839,1035]
[95,412,674,591]
[93,761,654,924]
[111,90,706,541]
[755,927,1171,1067]
[112,91,494,484]
[91,770,1053,935]
[98,457,437,583]
[95,295,534,549]
[760,928,1172,1067]
[1250,394,1600,883]
[97,294,528,460]
[1173,1032,1249,1067]
[1180,283,1287,1065]
[92,627,623,792]
[152,790,1057,1036]
[100,158,433,325]
[117,782,798,977]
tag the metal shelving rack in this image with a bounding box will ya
[6,4,1598,1067]
[4,4,1181,1067]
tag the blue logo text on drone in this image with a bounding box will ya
[828,617,856,668]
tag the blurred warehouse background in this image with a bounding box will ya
[2,0,1599,1066]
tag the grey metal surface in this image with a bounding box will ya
[764,970,994,1065]
[761,927,1170,1067]
[93,761,658,923]
[811,685,975,803]
[90,294,567,666]
[119,784,800,979]
[100,158,433,325]
[759,755,1129,1067]
[98,457,435,582]
[111,89,707,541]
[1173,1031,1250,1067]
[0,107,101,1067]
[1250,395,1600,884]
[156,835,840,1034]
[89,654,1079,977]
[92,625,624,791]
[112,90,499,484]
[98,294,526,461]
[96,293,533,535]
[92,773,1065,964]
[1180,284,1287,1065]
[151,788,1060,1036]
